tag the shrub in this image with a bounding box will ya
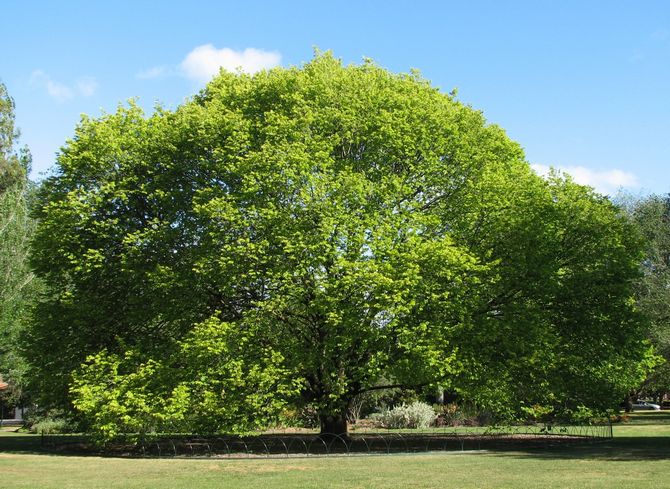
[369,401,436,429]
[30,417,73,435]
[610,413,631,424]
[278,406,319,429]
[434,403,465,426]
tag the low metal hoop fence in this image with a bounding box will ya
[40,420,613,458]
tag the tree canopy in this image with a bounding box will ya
[621,194,670,401]
[27,54,651,436]
[0,81,36,406]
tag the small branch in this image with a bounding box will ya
[354,381,430,397]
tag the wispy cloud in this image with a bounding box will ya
[179,45,281,83]
[76,77,98,97]
[30,70,98,102]
[531,164,640,195]
[135,65,173,80]
[651,29,669,41]
[30,70,73,102]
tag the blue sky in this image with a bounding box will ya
[2,0,669,195]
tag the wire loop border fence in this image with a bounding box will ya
[40,420,613,458]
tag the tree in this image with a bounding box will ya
[28,54,650,437]
[450,175,655,418]
[0,83,28,192]
[620,194,670,404]
[0,81,36,408]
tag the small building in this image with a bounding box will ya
[0,379,25,426]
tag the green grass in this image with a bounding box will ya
[1,413,669,489]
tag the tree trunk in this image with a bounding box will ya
[624,393,634,413]
[319,413,348,438]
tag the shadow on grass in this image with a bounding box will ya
[497,412,670,461]
[0,433,49,455]
[5,435,667,461]
[621,411,670,424]
[2,416,668,461]
[498,434,670,462]
[0,431,103,457]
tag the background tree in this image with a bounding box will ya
[28,54,650,436]
[621,194,670,404]
[450,174,654,418]
[0,83,27,192]
[0,81,36,410]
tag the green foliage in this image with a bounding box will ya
[619,194,670,398]
[70,315,298,440]
[449,173,650,419]
[277,406,320,429]
[0,82,30,193]
[28,53,649,434]
[0,82,36,405]
[70,350,184,441]
[642,362,670,397]
[29,417,74,435]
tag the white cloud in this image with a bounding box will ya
[30,70,97,102]
[76,77,98,97]
[531,164,640,195]
[30,70,73,102]
[179,45,281,83]
[136,65,172,80]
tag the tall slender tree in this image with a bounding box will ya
[0,81,35,407]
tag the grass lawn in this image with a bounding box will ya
[1,413,668,489]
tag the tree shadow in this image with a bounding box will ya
[504,436,670,462]
[0,434,48,454]
[0,432,105,458]
[2,429,668,461]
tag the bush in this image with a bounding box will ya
[434,403,465,426]
[30,417,73,435]
[348,387,420,422]
[369,401,436,429]
[277,406,319,429]
[432,402,499,427]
